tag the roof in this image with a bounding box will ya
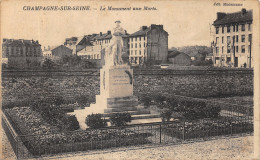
[129,28,150,37]
[52,45,72,51]
[43,45,58,51]
[3,39,41,46]
[168,50,189,58]
[213,10,252,26]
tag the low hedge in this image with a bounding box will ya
[139,93,221,121]
[161,118,253,140]
[20,129,152,156]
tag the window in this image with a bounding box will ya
[227,36,231,44]
[222,46,224,53]
[144,42,146,47]
[248,34,252,42]
[233,25,235,32]
[144,50,145,55]
[236,25,238,32]
[241,35,245,42]
[216,27,219,34]
[227,26,230,33]
[227,57,231,62]
[248,24,251,31]
[236,35,239,42]
[139,43,141,48]
[131,44,133,48]
[222,27,224,34]
[216,37,219,44]
[135,37,137,41]
[135,43,137,48]
[97,54,99,59]
[236,46,238,53]
[216,47,219,55]
[242,24,245,31]
[227,46,231,53]
[131,50,133,55]
[241,45,245,53]
[222,37,224,43]
[139,50,141,55]
[139,37,141,41]
[144,36,146,40]
[135,50,137,55]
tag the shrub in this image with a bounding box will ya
[53,96,65,106]
[139,96,152,108]
[109,112,132,127]
[160,109,173,122]
[75,95,90,106]
[85,114,107,129]
[61,115,80,131]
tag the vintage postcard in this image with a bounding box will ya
[0,0,259,159]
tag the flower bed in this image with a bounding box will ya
[161,118,253,140]
[5,107,59,135]
[20,129,152,156]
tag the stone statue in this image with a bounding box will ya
[105,21,126,67]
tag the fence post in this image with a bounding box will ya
[230,121,233,136]
[183,121,185,141]
[159,124,162,144]
[16,137,19,160]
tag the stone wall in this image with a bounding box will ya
[1,69,253,106]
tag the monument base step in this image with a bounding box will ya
[104,114,160,121]
[101,110,151,117]
[104,106,138,113]
[129,118,163,124]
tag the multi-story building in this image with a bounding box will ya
[128,24,168,65]
[212,8,253,68]
[2,39,42,58]
[2,38,42,68]
[77,31,129,60]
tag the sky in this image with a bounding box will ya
[1,0,256,49]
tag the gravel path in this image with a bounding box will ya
[1,126,253,160]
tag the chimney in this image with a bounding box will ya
[217,12,226,20]
[151,24,157,30]
[160,25,163,30]
[100,32,102,36]
[107,30,111,34]
[242,8,247,15]
[140,26,148,30]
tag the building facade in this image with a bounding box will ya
[43,45,72,60]
[2,39,42,68]
[212,9,253,68]
[77,31,129,61]
[128,24,168,65]
[168,51,191,66]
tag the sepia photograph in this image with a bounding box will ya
[0,0,259,159]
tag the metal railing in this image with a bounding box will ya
[2,110,253,159]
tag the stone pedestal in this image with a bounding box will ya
[100,65,133,98]
[97,65,138,113]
